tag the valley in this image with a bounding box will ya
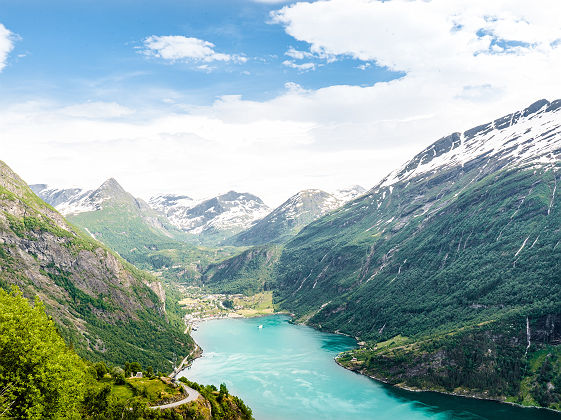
[3,2,560,418]
[2,99,561,417]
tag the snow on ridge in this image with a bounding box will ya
[31,185,103,216]
[380,100,561,189]
[332,185,366,203]
[149,191,271,234]
[148,194,196,213]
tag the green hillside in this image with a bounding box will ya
[0,287,253,419]
[202,245,282,295]
[0,160,192,371]
[64,180,240,282]
[275,166,561,339]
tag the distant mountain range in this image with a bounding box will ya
[33,179,365,246]
[149,191,271,242]
[228,187,365,246]
[31,179,240,282]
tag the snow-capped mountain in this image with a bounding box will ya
[333,185,366,202]
[32,178,194,261]
[31,178,135,216]
[267,98,561,338]
[380,99,561,190]
[148,194,196,214]
[31,185,97,215]
[229,189,344,246]
[149,191,270,240]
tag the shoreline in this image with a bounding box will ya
[334,358,561,415]
[178,311,559,415]
[188,309,291,327]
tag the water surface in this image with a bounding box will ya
[179,315,559,419]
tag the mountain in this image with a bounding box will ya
[333,185,366,202]
[32,178,175,234]
[31,179,238,281]
[148,193,196,215]
[0,160,192,371]
[202,245,282,295]
[209,99,561,407]
[29,184,97,215]
[228,189,344,246]
[149,191,271,243]
[275,98,561,332]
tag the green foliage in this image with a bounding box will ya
[179,378,254,420]
[111,367,126,385]
[0,287,251,419]
[34,264,193,372]
[202,246,282,295]
[273,167,561,343]
[1,166,193,372]
[68,205,239,283]
[93,362,109,379]
[0,287,86,419]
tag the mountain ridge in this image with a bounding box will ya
[228,187,364,246]
[149,190,271,243]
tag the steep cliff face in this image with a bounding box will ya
[0,160,191,370]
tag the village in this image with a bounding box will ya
[177,288,274,331]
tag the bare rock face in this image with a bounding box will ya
[0,160,187,369]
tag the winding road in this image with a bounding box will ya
[150,383,201,410]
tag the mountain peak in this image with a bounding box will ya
[99,177,125,193]
[94,178,132,203]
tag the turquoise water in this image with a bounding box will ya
[179,315,559,420]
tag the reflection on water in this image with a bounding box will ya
[179,315,560,420]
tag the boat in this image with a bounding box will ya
[258,325,263,329]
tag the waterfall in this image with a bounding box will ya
[525,317,531,357]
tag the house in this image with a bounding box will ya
[135,372,143,378]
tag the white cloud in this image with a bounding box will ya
[0,24,16,72]
[284,45,336,63]
[141,35,247,64]
[3,1,561,207]
[271,0,561,73]
[285,47,314,60]
[282,60,316,71]
[257,0,561,142]
[0,101,320,207]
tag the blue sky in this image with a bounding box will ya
[0,0,400,108]
[0,0,560,205]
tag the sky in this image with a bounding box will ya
[1,0,560,207]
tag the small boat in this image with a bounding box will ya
[258,325,263,329]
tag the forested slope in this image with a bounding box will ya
[0,160,192,370]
